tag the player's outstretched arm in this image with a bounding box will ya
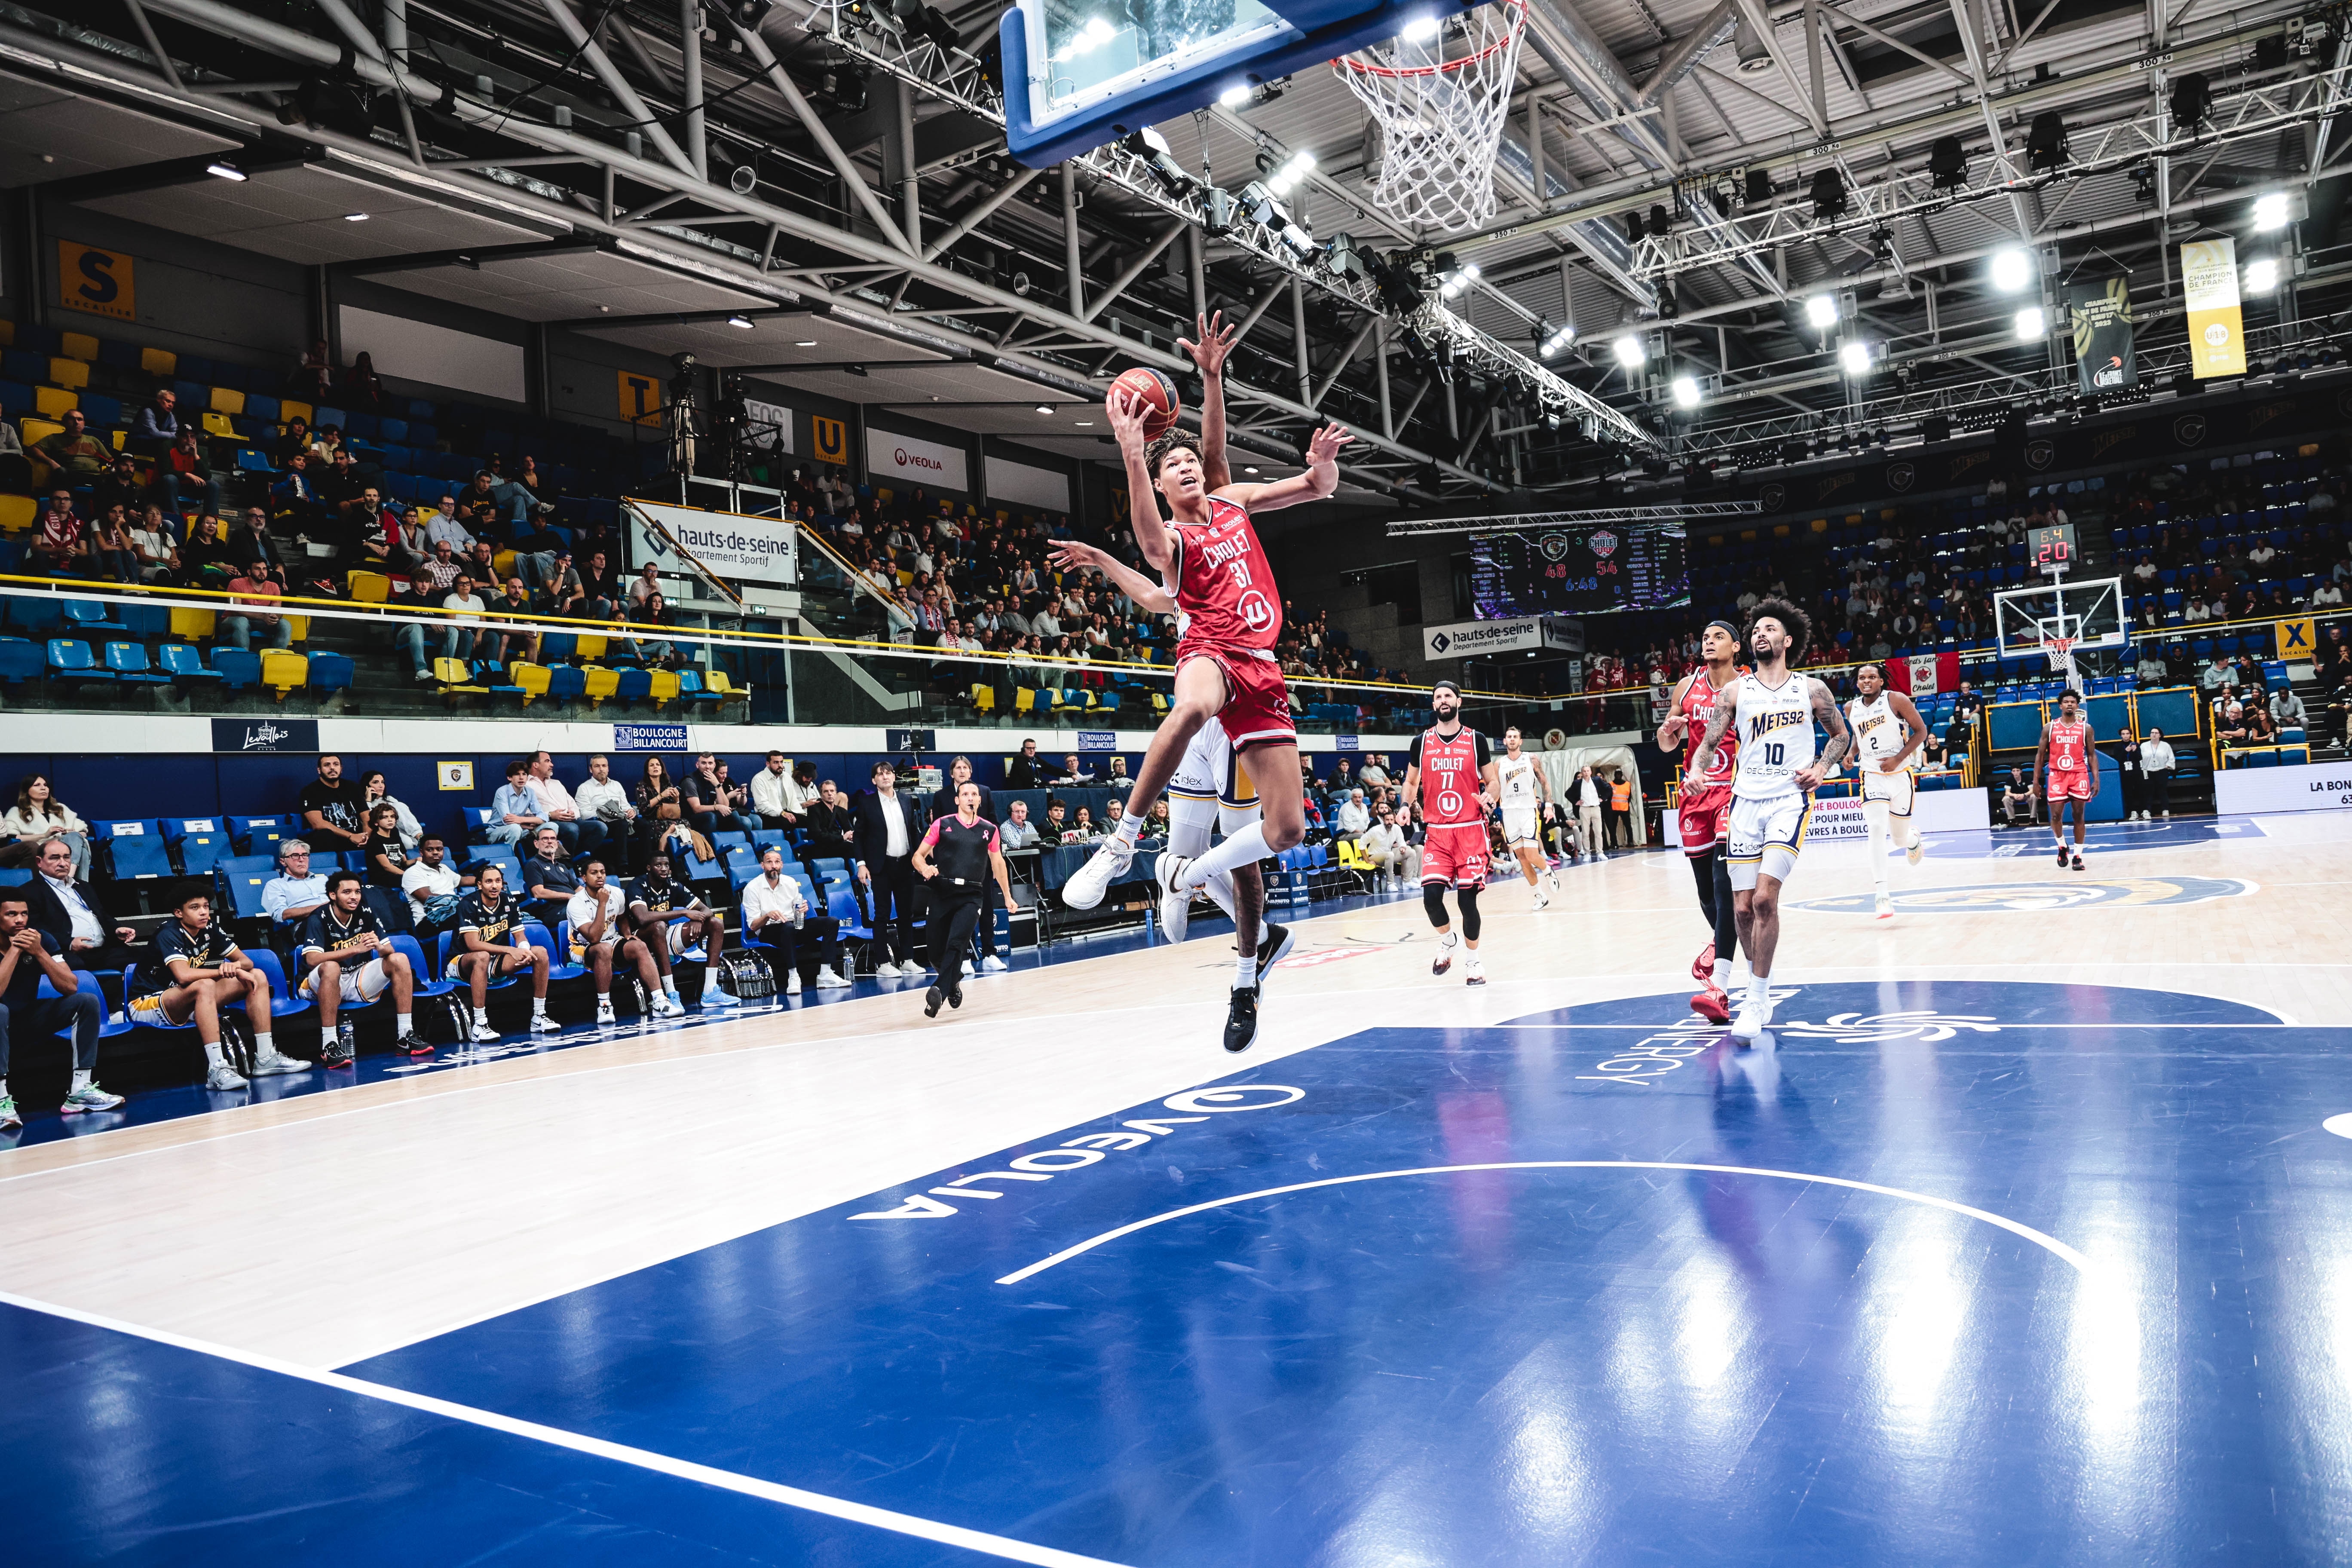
[1886,690,1929,772]
[1656,673,1696,752]
[1048,539,1174,613]
[1179,311,1239,493]
[1686,683,1737,780]
[1109,388,1176,576]
[1796,679,1850,787]
[1219,424,1353,512]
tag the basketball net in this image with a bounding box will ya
[1334,0,1527,234]
[2043,635,2080,694]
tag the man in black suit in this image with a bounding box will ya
[850,760,924,979]
[22,836,141,1010]
[1005,737,1041,788]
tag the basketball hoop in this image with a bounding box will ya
[2043,635,2081,693]
[1333,0,1527,234]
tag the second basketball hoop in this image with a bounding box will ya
[1335,0,1528,235]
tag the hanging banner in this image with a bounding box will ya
[2064,277,2138,393]
[627,499,797,588]
[985,454,1071,513]
[866,427,970,492]
[2181,238,2247,380]
[742,397,795,453]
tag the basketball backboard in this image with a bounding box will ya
[1993,574,2127,662]
[1001,0,1479,165]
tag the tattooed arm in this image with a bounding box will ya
[1795,678,1851,788]
[1685,682,1738,781]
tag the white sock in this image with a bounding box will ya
[1112,811,1145,845]
[665,977,680,995]
[1234,954,1257,989]
[396,1011,413,1035]
[600,990,617,1008]
[705,966,723,986]
[1438,928,1458,946]
[1746,974,1770,1004]
[531,997,547,1017]
[1713,957,1731,986]
[70,1069,90,1094]
[202,1039,227,1069]
[253,1031,275,1059]
[1184,821,1271,888]
[1864,800,1890,892]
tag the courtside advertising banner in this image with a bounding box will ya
[2065,277,2137,393]
[2214,759,2352,815]
[2181,238,2247,379]
[1666,786,1988,845]
[628,499,798,588]
[867,428,970,492]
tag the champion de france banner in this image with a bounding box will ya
[2065,277,2137,393]
[2181,238,2247,380]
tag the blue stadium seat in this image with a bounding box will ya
[103,642,171,683]
[308,650,354,694]
[233,815,294,855]
[218,855,279,919]
[95,819,172,879]
[45,639,114,683]
[174,822,233,877]
[159,643,225,684]
[212,649,261,689]
[239,949,317,1026]
[0,641,43,685]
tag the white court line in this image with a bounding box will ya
[0,1288,1132,1568]
[995,1162,2093,1285]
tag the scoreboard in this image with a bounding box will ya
[2028,523,2079,573]
[1470,526,1689,619]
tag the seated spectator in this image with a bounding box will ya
[354,770,422,855]
[1334,789,1371,839]
[261,840,332,933]
[522,825,581,929]
[1005,737,1042,787]
[28,490,86,578]
[631,756,688,865]
[288,338,334,401]
[580,549,622,619]
[32,410,112,489]
[491,576,540,666]
[628,561,663,610]
[998,798,1040,850]
[447,864,557,1040]
[540,551,586,619]
[2244,703,2275,744]
[623,591,676,667]
[363,803,412,888]
[526,750,606,858]
[86,503,138,583]
[575,754,639,872]
[270,452,326,536]
[510,518,565,589]
[412,490,467,551]
[271,415,313,464]
[1037,801,1069,845]
[296,870,420,1061]
[2272,684,2308,732]
[385,570,439,681]
[484,759,545,846]
[442,576,491,663]
[803,778,858,864]
[127,502,180,582]
[1358,804,1421,883]
[220,560,295,652]
[343,350,386,412]
[460,539,502,593]
[0,399,24,493]
[1054,753,1095,784]
[739,846,848,997]
[24,835,140,1012]
[5,775,91,882]
[92,451,147,521]
[159,427,220,517]
[458,469,547,536]
[682,752,741,838]
[750,752,815,830]
[567,857,674,1022]
[0,888,122,1126]
[298,752,367,860]
[130,885,304,1089]
[1999,767,2036,828]
[177,511,238,588]
[401,833,468,938]
[622,850,733,1008]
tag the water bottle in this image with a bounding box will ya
[337,1019,355,1059]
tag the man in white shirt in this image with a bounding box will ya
[2313,581,2345,608]
[741,846,848,995]
[442,582,489,662]
[400,833,466,935]
[1358,805,1420,884]
[2272,686,2308,730]
[1572,766,1607,860]
[260,840,332,929]
[998,799,1041,851]
[567,858,677,1023]
[574,754,637,869]
[750,752,815,829]
[527,750,607,859]
[1335,790,1371,839]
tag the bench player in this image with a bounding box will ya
[1657,620,1742,1022]
[1496,726,1557,909]
[1401,680,1500,985]
[2034,688,2099,870]
[1686,599,1851,1041]
[1847,662,1929,915]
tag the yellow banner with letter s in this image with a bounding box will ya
[57,241,136,322]
[2181,238,2246,380]
[2275,617,2315,661]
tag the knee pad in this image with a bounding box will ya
[1423,883,1452,927]
[1457,885,1482,942]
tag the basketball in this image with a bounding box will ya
[1109,365,1180,437]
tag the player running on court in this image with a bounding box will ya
[1655,619,1742,1023]
[1686,599,1851,1041]
[1401,680,1500,985]
[1061,316,1350,1049]
[2035,688,2099,870]
[1847,662,1930,916]
[1495,727,1557,910]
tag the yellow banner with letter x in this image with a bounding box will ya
[2275,617,2315,661]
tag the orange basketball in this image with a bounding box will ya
[1109,366,1180,437]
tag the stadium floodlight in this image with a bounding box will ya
[1540,324,1576,358]
[2015,305,2046,340]
[1438,260,1481,300]
[1266,147,1316,197]
[2244,256,2280,294]
[726,315,755,330]
[1400,11,1442,41]
[1671,374,1703,408]
[1218,82,1253,107]
[1804,293,1838,329]
[2254,191,2291,231]
[1839,339,1874,375]
[1612,333,1647,366]
[1990,247,2033,292]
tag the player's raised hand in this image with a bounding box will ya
[1048,539,1108,573]
[1305,424,1354,465]
[1105,385,1150,450]
[1179,311,1239,377]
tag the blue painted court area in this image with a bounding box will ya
[16,975,2352,1565]
[1920,813,2267,858]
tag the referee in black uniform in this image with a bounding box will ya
[910,781,1017,1017]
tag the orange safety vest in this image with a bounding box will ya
[1610,780,1632,811]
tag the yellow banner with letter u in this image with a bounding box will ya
[2181,238,2246,380]
[2275,617,2315,661]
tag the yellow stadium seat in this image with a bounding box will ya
[706,669,745,698]
[582,665,620,705]
[20,417,60,448]
[0,320,15,346]
[279,399,312,426]
[170,606,216,639]
[281,614,307,643]
[346,571,390,603]
[0,494,33,533]
[492,548,517,580]
[433,656,486,694]
[574,634,608,659]
[59,331,97,363]
[512,662,552,703]
[48,358,88,390]
[110,429,124,450]
[201,412,244,441]
[34,386,77,417]
[971,683,995,713]
[140,347,176,377]
[209,387,245,416]
[647,669,680,707]
[259,649,308,699]
[1014,687,1035,714]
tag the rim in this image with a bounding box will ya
[1333,0,1527,77]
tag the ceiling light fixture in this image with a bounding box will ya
[1989,248,2033,293]
[2253,191,2292,231]
[1218,82,1253,107]
[2015,305,2046,340]
[1804,293,1838,330]
[1839,339,1874,375]
[205,161,246,181]
[794,339,818,347]
[342,211,370,222]
[1400,11,1441,41]
[2244,256,2279,294]
[1612,333,1646,366]
[1671,374,1702,408]
[726,315,755,330]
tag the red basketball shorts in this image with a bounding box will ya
[1677,784,1732,858]
[1421,821,1491,888]
[2047,768,2093,802]
[1179,644,1294,750]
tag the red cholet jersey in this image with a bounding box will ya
[1167,494,1280,652]
[1409,725,1493,825]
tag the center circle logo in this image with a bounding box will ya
[1163,1085,1305,1114]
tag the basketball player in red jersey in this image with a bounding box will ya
[1656,620,1743,1022]
[2034,688,2099,870]
[1060,362,1352,1049]
[1400,680,1501,985]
